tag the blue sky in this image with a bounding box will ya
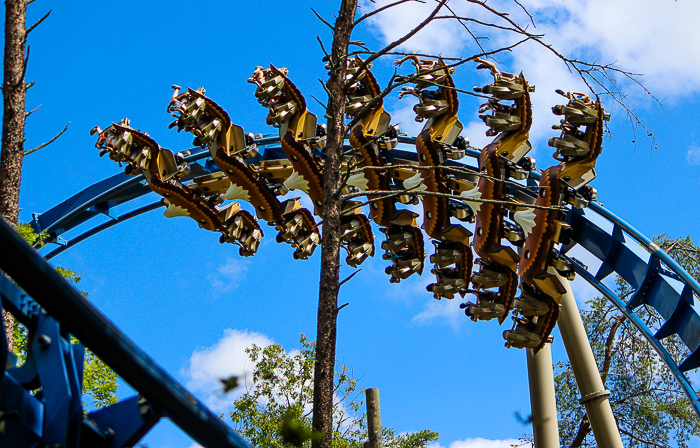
[9,0,700,447]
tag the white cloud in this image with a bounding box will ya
[181,329,274,412]
[363,0,700,151]
[207,257,250,293]
[429,437,524,448]
[391,99,426,137]
[412,295,466,331]
[367,0,700,94]
[687,145,700,165]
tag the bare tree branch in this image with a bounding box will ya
[464,0,659,148]
[345,36,530,129]
[338,269,361,288]
[342,189,566,217]
[25,103,41,118]
[568,416,590,448]
[317,35,331,60]
[24,122,68,155]
[354,0,424,26]
[311,7,335,31]
[347,0,449,89]
[26,9,51,35]
[618,428,670,448]
[513,0,536,28]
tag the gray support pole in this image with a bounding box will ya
[556,271,623,448]
[366,388,383,448]
[526,343,560,448]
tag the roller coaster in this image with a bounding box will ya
[1,57,699,447]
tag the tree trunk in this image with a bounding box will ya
[312,1,357,448]
[0,0,28,353]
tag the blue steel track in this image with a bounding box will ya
[2,134,698,447]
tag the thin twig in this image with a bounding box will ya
[310,94,328,111]
[26,9,51,35]
[316,35,330,60]
[347,0,449,89]
[354,0,423,26]
[311,8,334,31]
[339,269,361,288]
[513,0,536,28]
[24,122,69,155]
[25,104,41,118]
[342,189,566,215]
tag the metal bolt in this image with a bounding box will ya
[37,334,51,347]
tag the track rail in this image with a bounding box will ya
[0,217,252,448]
[19,135,700,445]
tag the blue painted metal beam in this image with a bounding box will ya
[1,277,163,447]
[568,258,700,418]
[0,217,252,448]
[567,205,700,372]
[44,201,164,260]
[28,133,700,426]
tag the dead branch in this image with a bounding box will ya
[24,122,68,155]
[345,36,530,129]
[514,0,536,28]
[442,3,488,53]
[601,315,626,384]
[354,0,424,26]
[311,7,335,31]
[339,269,361,287]
[464,0,659,149]
[346,0,449,88]
[26,9,51,35]
[568,416,590,448]
[25,103,41,118]
[342,189,566,216]
[311,94,329,111]
[316,35,330,60]
[346,50,463,61]
[618,428,669,448]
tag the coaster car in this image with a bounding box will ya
[461,291,506,322]
[167,86,231,148]
[219,203,264,257]
[340,209,375,268]
[503,285,559,351]
[380,225,425,283]
[468,258,518,323]
[427,241,472,300]
[274,199,321,260]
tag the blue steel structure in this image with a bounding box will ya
[0,216,252,448]
[1,135,698,446]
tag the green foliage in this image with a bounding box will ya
[12,224,118,409]
[81,347,118,408]
[555,235,700,448]
[17,223,46,247]
[229,334,439,448]
[279,409,325,447]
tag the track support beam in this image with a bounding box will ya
[556,270,623,448]
[526,344,560,448]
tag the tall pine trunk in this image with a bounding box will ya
[0,0,28,352]
[312,1,358,448]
